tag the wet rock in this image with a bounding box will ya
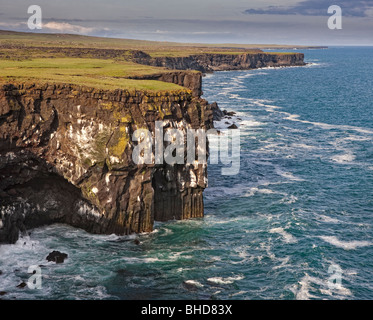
[228,124,238,129]
[223,110,236,117]
[0,270,3,275]
[133,239,140,245]
[16,282,27,289]
[182,281,199,292]
[46,251,68,264]
[116,268,133,276]
[0,291,7,296]
[210,102,224,121]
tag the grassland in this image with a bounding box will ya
[0,30,316,91]
[0,30,324,55]
[0,57,183,91]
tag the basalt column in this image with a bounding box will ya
[0,83,213,243]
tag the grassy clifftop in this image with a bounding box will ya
[0,58,184,91]
[0,30,323,55]
[0,30,309,92]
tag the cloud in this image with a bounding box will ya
[43,22,96,34]
[0,22,27,28]
[0,21,100,35]
[152,29,231,35]
[244,0,373,17]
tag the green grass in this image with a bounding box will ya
[0,30,321,56]
[0,30,313,91]
[148,50,264,58]
[264,52,299,55]
[0,58,184,91]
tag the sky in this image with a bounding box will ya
[0,0,372,45]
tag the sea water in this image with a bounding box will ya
[0,47,372,300]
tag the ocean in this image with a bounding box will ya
[0,47,372,300]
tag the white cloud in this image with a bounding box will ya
[43,22,95,34]
[364,8,373,17]
[149,29,231,35]
[0,22,27,28]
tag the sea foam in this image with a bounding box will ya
[318,236,373,250]
[207,275,244,285]
[269,227,297,244]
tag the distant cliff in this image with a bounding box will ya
[129,52,305,97]
[133,52,306,73]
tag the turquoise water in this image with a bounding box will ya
[1,48,372,300]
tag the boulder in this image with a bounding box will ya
[46,251,68,264]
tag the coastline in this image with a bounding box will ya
[0,32,308,244]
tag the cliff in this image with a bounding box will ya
[0,83,213,243]
[0,48,306,244]
[128,52,304,97]
[134,52,306,73]
[128,70,203,98]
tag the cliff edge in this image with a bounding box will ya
[0,83,212,243]
[134,52,305,73]
[0,33,307,243]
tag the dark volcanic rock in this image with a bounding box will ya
[16,282,27,289]
[134,52,306,73]
[129,71,202,98]
[182,281,199,291]
[224,111,236,117]
[210,102,224,121]
[46,251,68,264]
[0,83,213,244]
[116,268,133,276]
[0,291,7,296]
[228,124,238,129]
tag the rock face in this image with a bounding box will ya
[0,52,306,244]
[134,52,306,73]
[46,251,68,263]
[0,83,213,243]
[128,71,202,98]
[210,102,225,121]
